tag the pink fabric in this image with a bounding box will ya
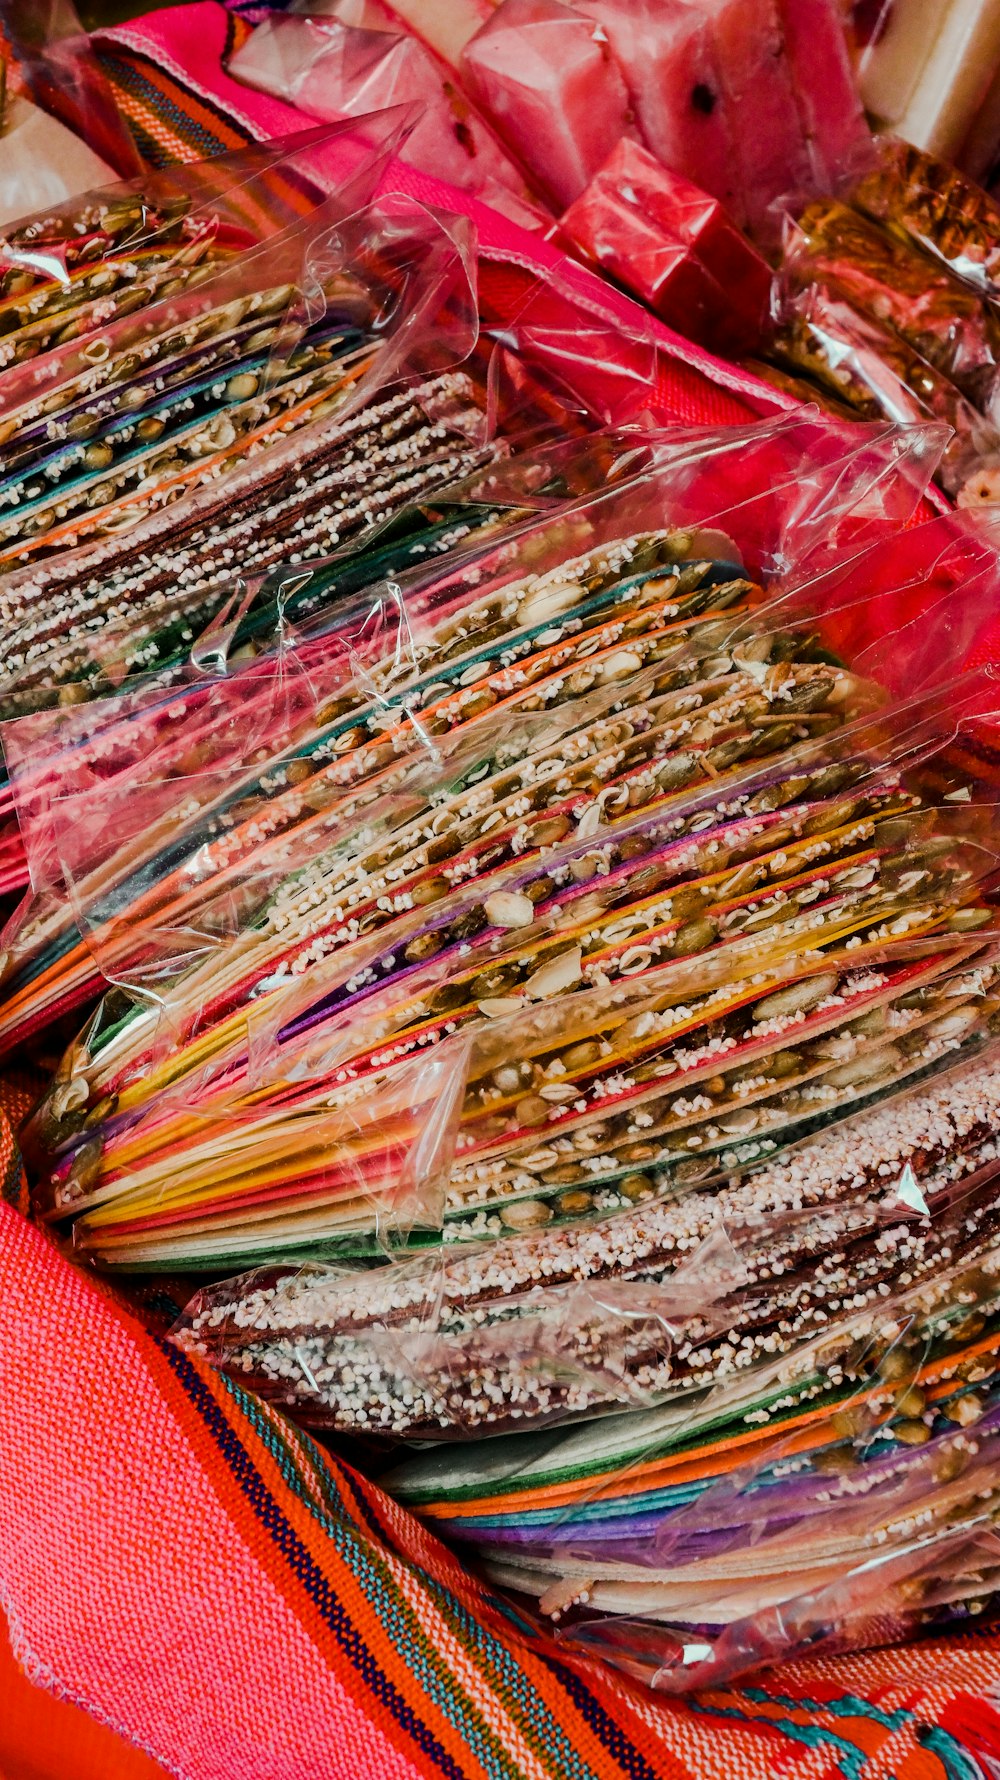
[0,1208,424,1780]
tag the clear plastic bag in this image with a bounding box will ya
[851,135,1000,299]
[0,133,490,915]
[176,1037,1000,1424]
[0,116,452,623]
[227,0,552,229]
[768,278,1000,499]
[5,412,942,1010]
[17,404,1000,1692]
[173,1033,1000,1683]
[519,0,867,238]
[0,424,716,1038]
[0,177,478,584]
[17,414,997,1265]
[175,1215,752,1428]
[755,139,1000,504]
[781,194,1000,415]
[380,1125,1000,1689]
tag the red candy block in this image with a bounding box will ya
[699,0,813,233]
[461,0,631,209]
[559,137,772,353]
[781,0,870,185]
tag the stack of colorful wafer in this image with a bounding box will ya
[20,462,1000,1686]
[23,503,999,1275]
[180,1046,1000,1683]
[0,153,495,896]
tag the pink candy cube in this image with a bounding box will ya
[461,0,631,209]
[781,0,870,185]
[698,0,813,231]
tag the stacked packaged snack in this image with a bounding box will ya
[14,415,951,1256]
[227,0,870,237]
[9,281,1000,1686]
[765,138,1000,500]
[0,121,506,900]
[144,436,1000,1686]
[382,1084,1000,1688]
[9,63,1000,1700]
[0,430,685,1051]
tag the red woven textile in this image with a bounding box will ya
[0,1613,168,1780]
[3,1083,1000,1777]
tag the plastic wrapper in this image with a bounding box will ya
[170,812,1000,1682]
[454,0,865,239]
[782,195,1000,414]
[0,127,494,899]
[851,134,1000,301]
[380,1161,1000,1685]
[0,431,627,1030]
[227,0,552,230]
[757,142,1000,504]
[14,414,989,1265]
[0,412,939,1022]
[768,280,1000,500]
[0,117,454,587]
[138,650,1000,1267]
[0,443,532,1029]
[171,847,1000,1684]
[14,406,1000,1692]
[459,0,631,212]
[0,430,735,731]
[557,140,772,357]
[178,1041,1000,1426]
